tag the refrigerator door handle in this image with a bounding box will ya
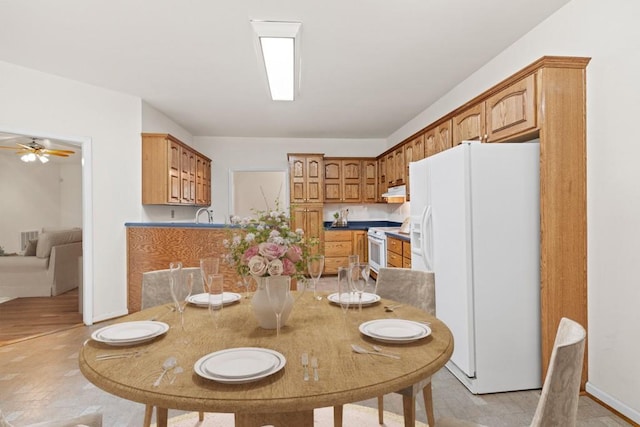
[421,205,433,271]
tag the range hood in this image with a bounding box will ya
[381,185,406,203]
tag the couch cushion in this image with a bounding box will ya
[24,239,38,256]
[36,229,83,259]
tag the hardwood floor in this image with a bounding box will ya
[0,288,82,345]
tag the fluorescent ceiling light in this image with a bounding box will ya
[251,21,301,101]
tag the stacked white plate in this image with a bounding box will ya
[187,292,242,307]
[91,321,169,346]
[327,292,381,307]
[359,319,431,343]
[194,347,286,384]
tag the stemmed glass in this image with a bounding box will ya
[169,262,193,332]
[348,254,359,268]
[307,255,325,301]
[238,272,252,299]
[265,275,291,337]
[337,266,351,337]
[207,273,224,329]
[199,257,219,293]
[349,262,370,313]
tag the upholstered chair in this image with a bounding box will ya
[334,267,436,427]
[438,317,586,427]
[140,267,204,427]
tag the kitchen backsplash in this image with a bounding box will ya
[323,202,410,223]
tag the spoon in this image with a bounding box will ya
[384,304,402,312]
[153,356,177,387]
[351,344,400,359]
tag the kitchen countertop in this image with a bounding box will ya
[323,221,401,231]
[125,222,234,228]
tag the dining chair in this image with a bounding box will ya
[437,317,586,427]
[0,410,102,427]
[141,267,205,427]
[334,267,436,427]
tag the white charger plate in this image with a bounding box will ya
[359,319,431,343]
[187,292,242,307]
[91,321,169,346]
[195,347,286,384]
[327,292,380,306]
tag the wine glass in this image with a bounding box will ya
[348,254,359,268]
[207,273,224,329]
[238,272,252,299]
[307,255,325,301]
[169,262,193,332]
[349,262,370,313]
[337,266,351,336]
[199,257,219,293]
[265,275,291,337]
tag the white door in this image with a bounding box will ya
[429,144,476,377]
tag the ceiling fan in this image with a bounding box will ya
[0,137,75,163]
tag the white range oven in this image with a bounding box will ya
[367,227,401,275]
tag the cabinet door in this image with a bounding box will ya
[394,146,405,186]
[485,74,537,142]
[187,150,197,204]
[168,140,181,204]
[363,160,378,203]
[386,152,395,186]
[435,120,453,154]
[352,230,368,263]
[378,157,387,201]
[196,156,205,205]
[203,159,211,205]
[324,160,342,202]
[306,156,324,203]
[342,159,362,203]
[453,103,485,145]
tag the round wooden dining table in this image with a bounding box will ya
[79,290,453,427]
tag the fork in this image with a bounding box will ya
[301,352,309,381]
[96,350,147,360]
[310,357,319,381]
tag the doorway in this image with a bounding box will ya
[0,127,93,326]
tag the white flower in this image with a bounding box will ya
[267,259,284,276]
[245,233,255,242]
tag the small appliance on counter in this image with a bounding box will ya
[331,209,349,227]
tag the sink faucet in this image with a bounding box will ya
[195,208,213,223]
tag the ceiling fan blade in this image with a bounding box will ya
[43,149,75,155]
[0,146,21,150]
[48,152,71,157]
[17,143,33,150]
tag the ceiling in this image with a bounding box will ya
[0,1,570,139]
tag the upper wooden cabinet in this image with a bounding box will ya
[362,159,378,203]
[453,74,537,145]
[378,156,387,202]
[404,134,425,201]
[288,154,324,204]
[485,74,537,142]
[323,158,362,203]
[142,133,211,206]
[425,119,453,157]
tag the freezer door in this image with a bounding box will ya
[429,144,476,377]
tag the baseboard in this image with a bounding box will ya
[91,309,129,324]
[586,381,640,425]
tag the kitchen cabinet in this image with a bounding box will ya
[387,236,411,269]
[453,74,537,145]
[324,229,368,274]
[393,146,405,186]
[378,156,387,201]
[425,119,453,157]
[404,135,425,201]
[291,204,324,255]
[288,154,324,204]
[323,158,362,203]
[142,133,211,206]
[362,159,378,203]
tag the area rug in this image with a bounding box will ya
[152,404,428,426]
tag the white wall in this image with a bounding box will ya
[389,0,640,421]
[0,60,142,323]
[0,155,81,253]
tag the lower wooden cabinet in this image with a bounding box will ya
[387,236,411,268]
[324,229,369,274]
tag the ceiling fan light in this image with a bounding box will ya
[38,154,49,163]
[21,153,36,162]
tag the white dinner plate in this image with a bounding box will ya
[327,292,380,307]
[91,321,169,346]
[194,347,286,384]
[359,319,431,344]
[187,292,242,307]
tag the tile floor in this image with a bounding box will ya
[0,278,632,426]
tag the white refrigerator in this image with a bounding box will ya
[409,141,542,394]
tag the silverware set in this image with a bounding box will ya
[301,352,319,381]
[95,350,148,360]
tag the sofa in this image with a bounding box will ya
[0,228,82,298]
